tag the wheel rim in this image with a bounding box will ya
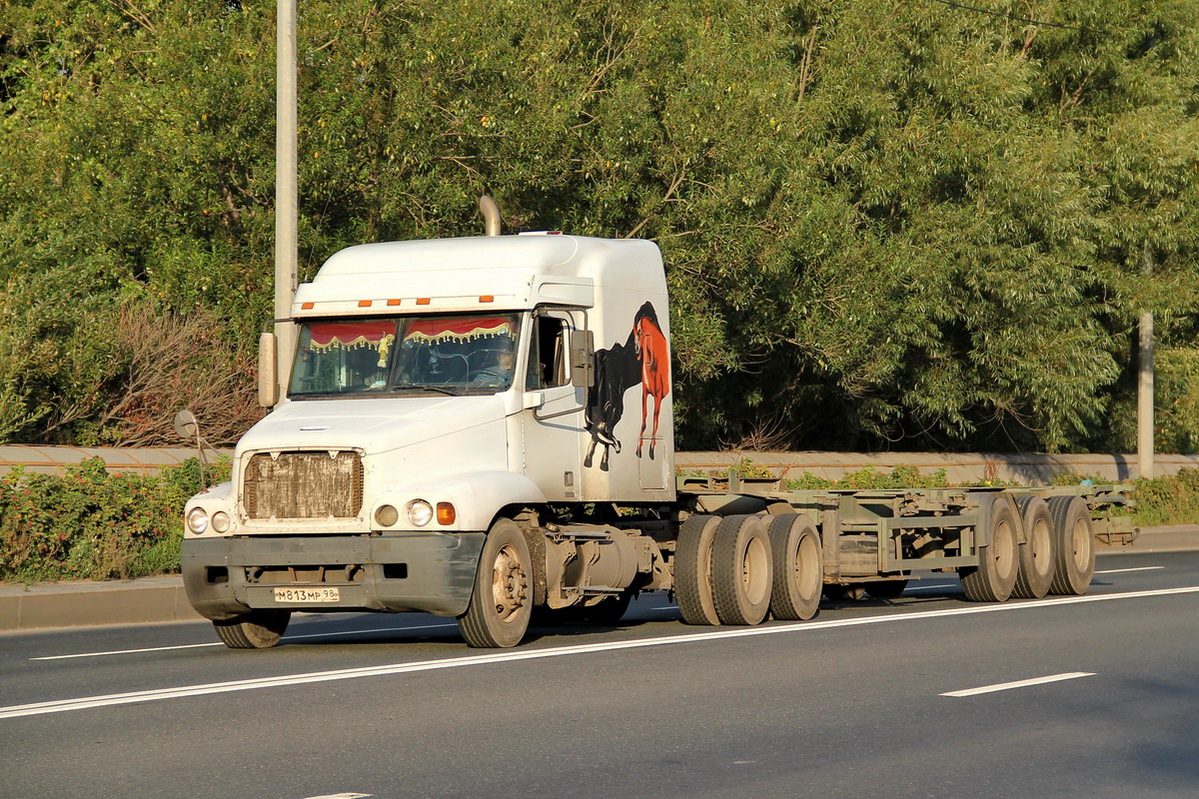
[993,520,1015,578]
[491,544,527,621]
[795,535,821,599]
[742,535,770,605]
[1031,518,1051,575]
[1071,518,1091,571]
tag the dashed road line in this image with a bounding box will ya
[941,672,1095,697]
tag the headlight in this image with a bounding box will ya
[375,504,399,527]
[406,499,434,527]
[186,507,210,534]
[211,511,230,533]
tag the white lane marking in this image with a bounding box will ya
[904,585,958,592]
[1094,566,1164,575]
[29,624,457,661]
[941,672,1096,697]
[297,794,371,799]
[5,585,1198,720]
[652,605,680,611]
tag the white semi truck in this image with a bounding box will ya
[181,211,1135,649]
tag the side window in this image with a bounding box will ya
[526,314,569,389]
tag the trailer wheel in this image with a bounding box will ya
[960,499,1019,602]
[675,515,721,625]
[711,515,773,625]
[213,610,291,649]
[767,514,822,621]
[458,519,532,648]
[1013,496,1055,598]
[865,580,908,599]
[823,584,866,601]
[1047,496,1095,595]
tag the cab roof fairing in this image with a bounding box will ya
[291,235,664,317]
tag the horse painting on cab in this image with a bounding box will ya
[633,302,670,460]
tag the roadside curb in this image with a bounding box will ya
[0,575,203,633]
[2,526,1197,633]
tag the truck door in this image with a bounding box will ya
[521,309,584,502]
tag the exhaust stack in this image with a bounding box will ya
[478,195,502,237]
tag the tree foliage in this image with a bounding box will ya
[1,0,1197,451]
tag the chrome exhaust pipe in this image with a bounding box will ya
[478,195,502,237]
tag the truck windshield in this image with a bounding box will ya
[289,313,521,398]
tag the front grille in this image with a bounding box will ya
[242,451,364,519]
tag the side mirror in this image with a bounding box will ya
[172,409,199,439]
[570,329,594,388]
[258,332,279,407]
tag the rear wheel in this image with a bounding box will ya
[458,519,532,648]
[1047,496,1095,595]
[675,514,721,625]
[1012,496,1055,599]
[960,498,1019,602]
[213,610,291,649]
[711,515,772,625]
[768,514,822,621]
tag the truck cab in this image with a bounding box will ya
[181,233,676,647]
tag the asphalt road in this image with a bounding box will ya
[2,549,1197,799]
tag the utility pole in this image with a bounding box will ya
[1138,243,1154,479]
[274,0,298,405]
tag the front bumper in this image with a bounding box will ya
[181,532,485,621]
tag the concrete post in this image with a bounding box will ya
[1138,245,1154,479]
[274,0,298,405]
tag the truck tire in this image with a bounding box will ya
[865,580,908,599]
[458,519,533,648]
[959,499,1019,602]
[1012,496,1055,599]
[711,515,772,625]
[213,610,291,649]
[767,514,822,621]
[675,514,721,625]
[1047,496,1095,595]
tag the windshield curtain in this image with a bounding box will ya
[289,313,521,398]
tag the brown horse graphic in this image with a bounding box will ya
[633,302,669,460]
[583,301,671,469]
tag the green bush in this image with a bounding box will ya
[1129,469,1199,527]
[0,457,227,584]
[787,466,953,490]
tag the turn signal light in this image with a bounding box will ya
[436,502,456,525]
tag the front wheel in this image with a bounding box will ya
[213,609,291,649]
[458,519,533,648]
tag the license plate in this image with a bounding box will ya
[272,586,340,603]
